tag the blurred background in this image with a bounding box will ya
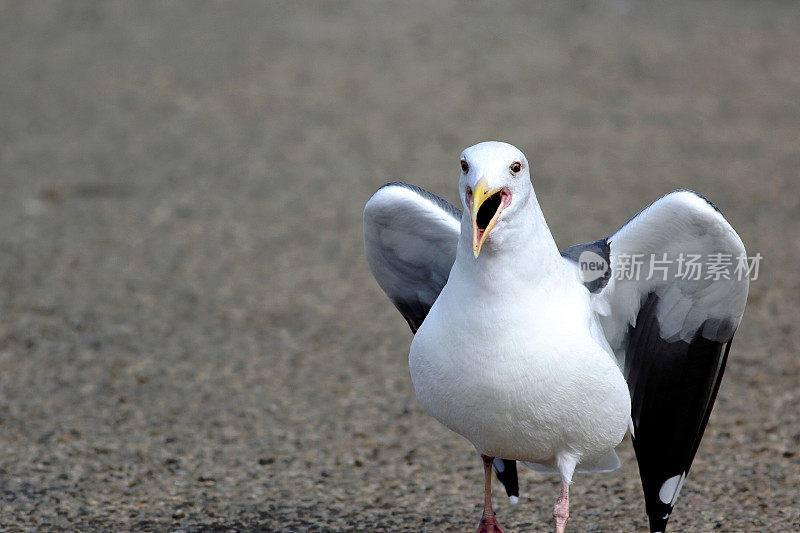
[0,1,798,530]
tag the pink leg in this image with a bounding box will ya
[476,455,505,533]
[553,482,569,533]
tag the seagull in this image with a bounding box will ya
[363,141,748,532]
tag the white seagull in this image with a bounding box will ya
[363,141,748,532]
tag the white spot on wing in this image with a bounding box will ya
[658,472,686,505]
[509,495,519,504]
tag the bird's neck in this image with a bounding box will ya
[453,194,567,291]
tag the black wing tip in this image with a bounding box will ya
[648,512,671,533]
[374,182,463,220]
[493,459,519,499]
[391,297,427,333]
[628,293,732,533]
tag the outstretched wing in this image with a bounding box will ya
[363,182,462,332]
[562,190,749,532]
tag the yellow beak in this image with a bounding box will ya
[470,178,505,259]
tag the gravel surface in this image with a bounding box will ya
[1,1,798,531]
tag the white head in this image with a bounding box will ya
[458,141,535,258]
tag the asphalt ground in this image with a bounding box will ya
[0,1,798,531]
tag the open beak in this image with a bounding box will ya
[469,178,511,259]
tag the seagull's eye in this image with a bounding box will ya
[510,161,522,174]
[460,160,469,173]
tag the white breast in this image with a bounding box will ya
[409,274,630,466]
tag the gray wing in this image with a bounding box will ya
[363,182,461,332]
[561,189,749,532]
